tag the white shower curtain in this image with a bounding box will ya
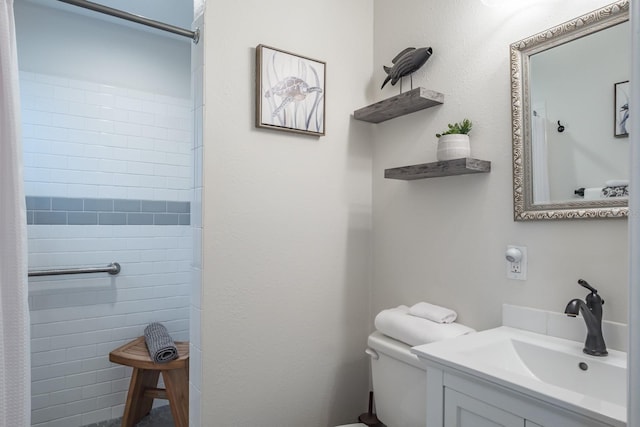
[531,106,550,203]
[0,0,31,426]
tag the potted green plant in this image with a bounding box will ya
[435,119,472,161]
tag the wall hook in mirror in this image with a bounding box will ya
[557,121,565,132]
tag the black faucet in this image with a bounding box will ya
[564,279,607,356]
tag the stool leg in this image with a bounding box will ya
[121,368,160,427]
[162,365,189,427]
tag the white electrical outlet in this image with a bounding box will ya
[506,245,527,280]
[510,262,521,273]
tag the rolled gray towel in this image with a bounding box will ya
[144,322,179,363]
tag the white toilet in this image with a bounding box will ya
[336,330,427,427]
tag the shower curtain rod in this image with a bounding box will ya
[56,0,199,44]
[28,262,121,277]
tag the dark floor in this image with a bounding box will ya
[83,405,174,427]
[83,406,385,427]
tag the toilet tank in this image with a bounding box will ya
[367,331,426,427]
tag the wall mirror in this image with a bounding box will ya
[510,0,629,220]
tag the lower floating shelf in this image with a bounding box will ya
[385,158,491,180]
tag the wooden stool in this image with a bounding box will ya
[109,337,189,427]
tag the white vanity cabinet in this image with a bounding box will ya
[444,387,522,427]
[426,367,617,427]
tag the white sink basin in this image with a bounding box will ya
[411,326,627,426]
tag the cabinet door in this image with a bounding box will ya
[444,388,524,427]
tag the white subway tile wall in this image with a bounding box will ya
[21,71,193,427]
[20,71,192,202]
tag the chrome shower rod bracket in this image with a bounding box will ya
[57,0,200,43]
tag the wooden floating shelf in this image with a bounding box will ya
[353,87,444,123]
[385,158,491,180]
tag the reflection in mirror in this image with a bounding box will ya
[510,0,629,220]
[530,21,630,204]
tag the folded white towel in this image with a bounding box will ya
[409,301,457,324]
[584,187,603,200]
[374,305,475,347]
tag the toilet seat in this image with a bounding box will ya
[335,424,368,427]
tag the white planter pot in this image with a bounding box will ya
[437,134,471,161]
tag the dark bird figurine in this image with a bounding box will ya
[381,47,433,90]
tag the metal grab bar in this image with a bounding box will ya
[28,262,121,277]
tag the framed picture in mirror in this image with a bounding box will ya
[614,80,629,137]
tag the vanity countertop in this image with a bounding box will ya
[411,326,626,427]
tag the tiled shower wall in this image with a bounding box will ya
[21,71,192,427]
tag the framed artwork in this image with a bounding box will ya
[614,80,629,137]
[256,44,326,136]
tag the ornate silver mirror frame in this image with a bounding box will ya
[510,0,629,221]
